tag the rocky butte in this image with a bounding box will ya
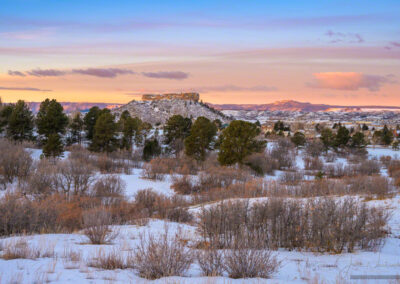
[142,92,200,101]
[113,92,230,125]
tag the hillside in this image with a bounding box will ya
[113,93,231,124]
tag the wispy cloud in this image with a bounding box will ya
[8,70,26,77]
[142,71,189,80]
[385,41,400,50]
[7,68,136,78]
[324,30,364,43]
[307,72,395,91]
[27,69,67,77]
[71,68,135,78]
[0,86,52,92]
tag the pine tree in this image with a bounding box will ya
[68,112,84,144]
[42,133,64,158]
[382,125,394,145]
[36,99,68,139]
[320,128,334,150]
[291,132,306,147]
[89,111,118,152]
[218,120,265,165]
[6,100,34,141]
[334,126,350,147]
[350,132,368,148]
[0,99,13,134]
[164,115,192,144]
[83,106,101,140]
[119,111,142,151]
[142,138,161,161]
[184,116,217,161]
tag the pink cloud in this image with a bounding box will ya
[27,69,66,77]
[308,72,395,91]
[142,71,189,80]
[0,86,51,92]
[72,68,135,78]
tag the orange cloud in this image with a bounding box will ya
[308,72,395,91]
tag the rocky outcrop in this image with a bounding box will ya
[113,97,230,125]
[142,92,199,101]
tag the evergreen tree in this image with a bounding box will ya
[382,125,394,145]
[334,126,350,147]
[119,111,142,151]
[320,128,335,150]
[42,133,64,158]
[350,132,367,148]
[184,116,217,161]
[68,112,84,144]
[142,138,161,161]
[6,100,34,141]
[362,124,369,131]
[89,112,118,152]
[36,99,68,139]
[291,131,306,147]
[218,120,266,165]
[0,102,13,134]
[83,106,101,140]
[163,115,192,145]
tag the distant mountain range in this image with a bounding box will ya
[22,100,400,114]
[208,100,400,112]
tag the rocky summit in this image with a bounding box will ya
[112,93,230,125]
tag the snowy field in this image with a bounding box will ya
[1,146,400,283]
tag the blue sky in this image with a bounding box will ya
[0,1,399,105]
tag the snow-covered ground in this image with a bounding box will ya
[1,146,400,283]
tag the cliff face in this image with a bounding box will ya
[142,93,199,101]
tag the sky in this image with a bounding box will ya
[0,0,399,105]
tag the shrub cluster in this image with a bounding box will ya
[198,198,389,253]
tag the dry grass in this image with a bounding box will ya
[1,238,54,260]
[87,249,129,270]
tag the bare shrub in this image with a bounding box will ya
[324,151,337,163]
[87,249,127,270]
[346,176,391,198]
[196,249,224,276]
[224,245,280,279]
[305,140,325,158]
[303,156,323,171]
[353,160,380,176]
[92,175,125,205]
[244,152,279,176]
[0,194,83,236]
[57,158,95,196]
[166,207,193,223]
[133,227,194,279]
[171,175,198,195]
[197,166,251,192]
[0,140,32,188]
[20,159,58,195]
[323,163,350,178]
[134,189,159,217]
[270,138,296,169]
[141,159,167,180]
[279,171,304,185]
[197,198,389,253]
[82,209,118,244]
